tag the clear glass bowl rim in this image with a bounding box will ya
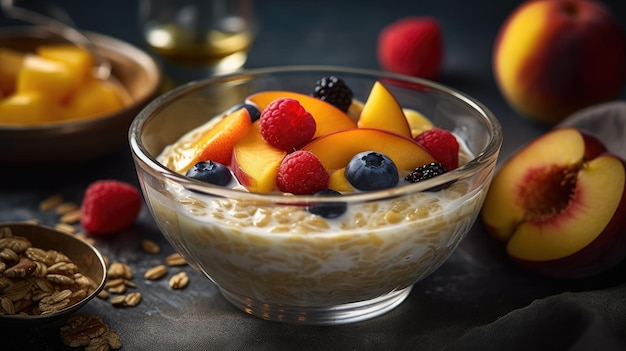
[129,65,503,204]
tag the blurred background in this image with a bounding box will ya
[2,0,625,159]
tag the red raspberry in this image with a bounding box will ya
[80,180,142,235]
[276,150,329,195]
[377,17,443,80]
[260,98,316,150]
[414,128,459,170]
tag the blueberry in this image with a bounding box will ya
[227,103,261,122]
[345,151,399,190]
[307,189,347,218]
[185,161,232,186]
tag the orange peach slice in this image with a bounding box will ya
[172,107,252,173]
[245,90,357,137]
[357,81,412,138]
[231,121,287,193]
[301,128,436,172]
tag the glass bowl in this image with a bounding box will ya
[129,66,502,325]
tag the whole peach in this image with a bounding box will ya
[493,0,626,125]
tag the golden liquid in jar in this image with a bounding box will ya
[145,23,253,67]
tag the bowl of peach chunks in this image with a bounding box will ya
[0,26,162,165]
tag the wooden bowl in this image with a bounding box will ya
[0,26,162,165]
[0,222,107,327]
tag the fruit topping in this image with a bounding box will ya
[185,161,232,186]
[414,128,459,170]
[404,108,433,137]
[311,75,353,113]
[301,128,436,172]
[276,150,330,195]
[377,17,444,80]
[307,189,348,218]
[405,162,450,191]
[80,180,142,235]
[172,106,252,173]
[345,151,399,191]
[328,168,355,192]
[260,98,316,150]
[231,121,287,194]
[357,81,412,138]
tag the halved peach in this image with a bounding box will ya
[245,90,357,137]
[231,121,287,193]
[172,107,252,173]
[357,81,412,138]
[301,128,436,172]
[481,127,626,278]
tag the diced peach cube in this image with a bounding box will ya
[36,44,94,85]
[17,55,78,102]
[0,48,25,96]
[0,92,62,125]
[62,79,124,120]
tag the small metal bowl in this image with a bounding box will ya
[0,222,107,327]
[0,26,162,165]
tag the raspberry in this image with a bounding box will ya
[276,150,329,195]
[311,76,353,112]
[377,17,443,80]
[414,128,459,170]
[80,180,142,235]
[260,98,316,150]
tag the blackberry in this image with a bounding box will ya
[311,76,353,112]
[186,161,232,186]
[405,162,449,191]
[345,151,399,191]
[307,189,347,218]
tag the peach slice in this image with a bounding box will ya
[328,168,354,192]
[245,90,357,137]
[0,91,62,125]
[301,128,436,172]
[481,127,626,278]
[357,81,412,138]
[404,108,433,137]
[37,45,94,85]
[172,107,252,173]
[16,54,77,102]
[63,79,125,121]
[231,121,287,193]
[0,48,24,96]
